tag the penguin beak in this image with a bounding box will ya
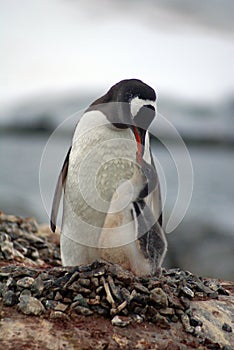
[133,104,155,130]
[129,104,155,164]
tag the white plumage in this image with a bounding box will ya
[51,79,167,276]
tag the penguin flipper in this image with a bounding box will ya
[50,147,71,232]
[144,151,163,226]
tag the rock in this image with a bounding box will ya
[120,287,131,303]
[0,281,4,297]
[0,213,234,350]
[18,295,45,315]
[107,275,122,301]
[17,277,35,289]
[180,286,195,298]
[68,281,91,294]
[49,310,70,320]
[6,277,16,289]
[1,234,14,260]
[0,212,60,267]
[43,299,58,310]
[151,313,170,329]
[180,313,194,334]
[191,299,233,348]
[74,305,93,316]
[107,264,134,284]
[20,289,32,297]
[111,315,131,327]
[54,292,63,301]
[31,277,44,296]
[3,290,18,306]
[78,278,91,287]
[189,316,203,327]
[96,286,104,294]
[110,300,127,315]
[149,288,168,308]
[91,277,99,288]
[133,283,150,294]
[159,307,175,316]
[73,294,89,307]
[222,323,232,333]
[112,333,130,347]
[54,303,68,312]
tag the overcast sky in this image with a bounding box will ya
[1,0,234,109]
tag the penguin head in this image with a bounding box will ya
[90,79,156,130]
[110,79,156,130]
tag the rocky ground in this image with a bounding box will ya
[0,212,233,350]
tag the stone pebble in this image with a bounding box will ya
[18,295,45,315]
[0,213,60,266]
[0,214,232,348]
[0,258,230,347]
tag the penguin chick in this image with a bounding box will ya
[98,165,167,276]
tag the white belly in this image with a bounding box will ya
[61,110,139,265]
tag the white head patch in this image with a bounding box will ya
[130,96,156,118]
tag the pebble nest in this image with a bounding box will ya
[0,213,60,266]
[0,213,232,350]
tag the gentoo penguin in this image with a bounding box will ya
[50,79,167,276]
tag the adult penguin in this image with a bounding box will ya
[51,79,167,276]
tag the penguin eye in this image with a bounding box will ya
[126,92,133,101]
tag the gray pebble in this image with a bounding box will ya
[159,307,175,316]
[3,290,18,306]
[91,277,99,287]
[63,298,72,303]
[69,282,91,294]
[54,303,68,312]
[150,288,168,308]
[74,305,93,316]
[204,279,219,291]
[96,286,104,294]
[111,315,131,327]
[18,295,45,315]
[0,281,5,297]
[181,313,194,334]
[190,316,203,327]
[17,277,35,289]
[50,311,69,320]
[43,299,58,309]
[6,277,16,289]
[222,323,232,333]
[134,283,150,294]
[31,278,44,296]
[73,294,89,307]
[20,289,32,297]
[78,278,91,287]
[1,236,14,260]
[180,286,195,298]
[107,275,122,301]
[54,292,63,301]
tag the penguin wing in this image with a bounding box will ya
[50,147,71,232]
[146,150,163,226]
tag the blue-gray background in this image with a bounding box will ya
[0,0,233,279]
